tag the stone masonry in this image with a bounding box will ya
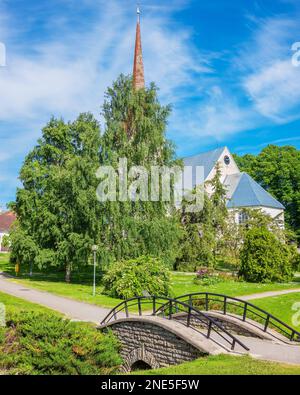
[106,320,205,372]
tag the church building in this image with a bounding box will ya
[184,147,285,227]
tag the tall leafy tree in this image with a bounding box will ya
[97,75,181,268]
[10,113,102,282]
[234,145,300,240]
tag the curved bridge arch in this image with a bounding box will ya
[99,293,300,371]
[158,292,300,343]
[100,295,249,351]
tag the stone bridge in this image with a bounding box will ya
[99,293,300,372]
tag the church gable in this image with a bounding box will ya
[206,146,240,184]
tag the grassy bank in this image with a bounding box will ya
[0,291,61,315]
[133,354,300,375]
[252,292,300,331]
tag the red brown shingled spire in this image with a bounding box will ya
[133,7,145,90]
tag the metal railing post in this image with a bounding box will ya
[125,301,129,318]
[207,321,212,338]
[138,298,142,316]
[205,293,209,311]
[152,296,156,316]
[224,296,227,315]
[187,306,191,327]
[264,315,270,332]
[243,303,247,321]
[231,339,236,350]
[169,301,173,320]
[290,331,295,342]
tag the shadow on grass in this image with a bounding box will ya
[0,255,102,286]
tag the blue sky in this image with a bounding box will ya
[0,0,300,207]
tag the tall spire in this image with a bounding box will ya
[133,5,145,90]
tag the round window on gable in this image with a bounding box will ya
[224,155,231,166]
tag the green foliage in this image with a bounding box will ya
[177,163,228,270]
[239,227,294,283]
[98,75,181,268]
[10,113,102,282]
[290,247,300,271]
[234,145,300,241]
[0,311,121,375]
[103,255,171,299]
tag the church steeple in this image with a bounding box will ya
[133,6,145,90]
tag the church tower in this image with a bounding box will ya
[133,6,145,90]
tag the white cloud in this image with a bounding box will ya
[239,15,300,122]
[244,59,300,122]
[169,85,259,142]
[0,0,211,123]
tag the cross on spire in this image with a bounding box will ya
[133,5,145,90]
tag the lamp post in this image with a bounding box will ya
[92,245,98,297]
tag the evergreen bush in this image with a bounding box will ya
[0,312,122,375]
[239,227,293,283]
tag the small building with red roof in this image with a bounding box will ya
[0,211,16,252]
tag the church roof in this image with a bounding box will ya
[183,147,225,180]
[0,211,16,233]
[225,173,285,210]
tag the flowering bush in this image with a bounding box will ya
[194,267,235,286]
[103,256,171,299]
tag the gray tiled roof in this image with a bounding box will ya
[183,147,225,180]
[225,173,285,210]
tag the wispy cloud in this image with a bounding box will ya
[0,0,300,205]
[239,15,300,122]
[0,0,212,204]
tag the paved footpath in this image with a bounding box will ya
[0,273,110,323]
[1,272,300,323]
[240,288,300,301]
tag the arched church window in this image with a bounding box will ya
[224,155,230,166]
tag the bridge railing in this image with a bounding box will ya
[159,292,300,342]
[100,296,250,352]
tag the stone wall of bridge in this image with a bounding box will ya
[101,319,206,372]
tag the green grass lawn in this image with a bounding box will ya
[252,292,300,331]
[1,253,299,311]
[0,291,61,316]
[171,272,300,297]
[133,354,300,375]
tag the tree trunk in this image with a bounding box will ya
[65,264,71,283]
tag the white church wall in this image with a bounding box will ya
[205,147,240,195]
[228,207,285,228]
[0,232,6,252]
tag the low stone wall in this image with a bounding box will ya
[105,320,205,372]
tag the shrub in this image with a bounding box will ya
[0,311,122,375]
[103,256,171,299]
[194,267,235,286]
[290,246,300,271]
[239,227,293,283]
